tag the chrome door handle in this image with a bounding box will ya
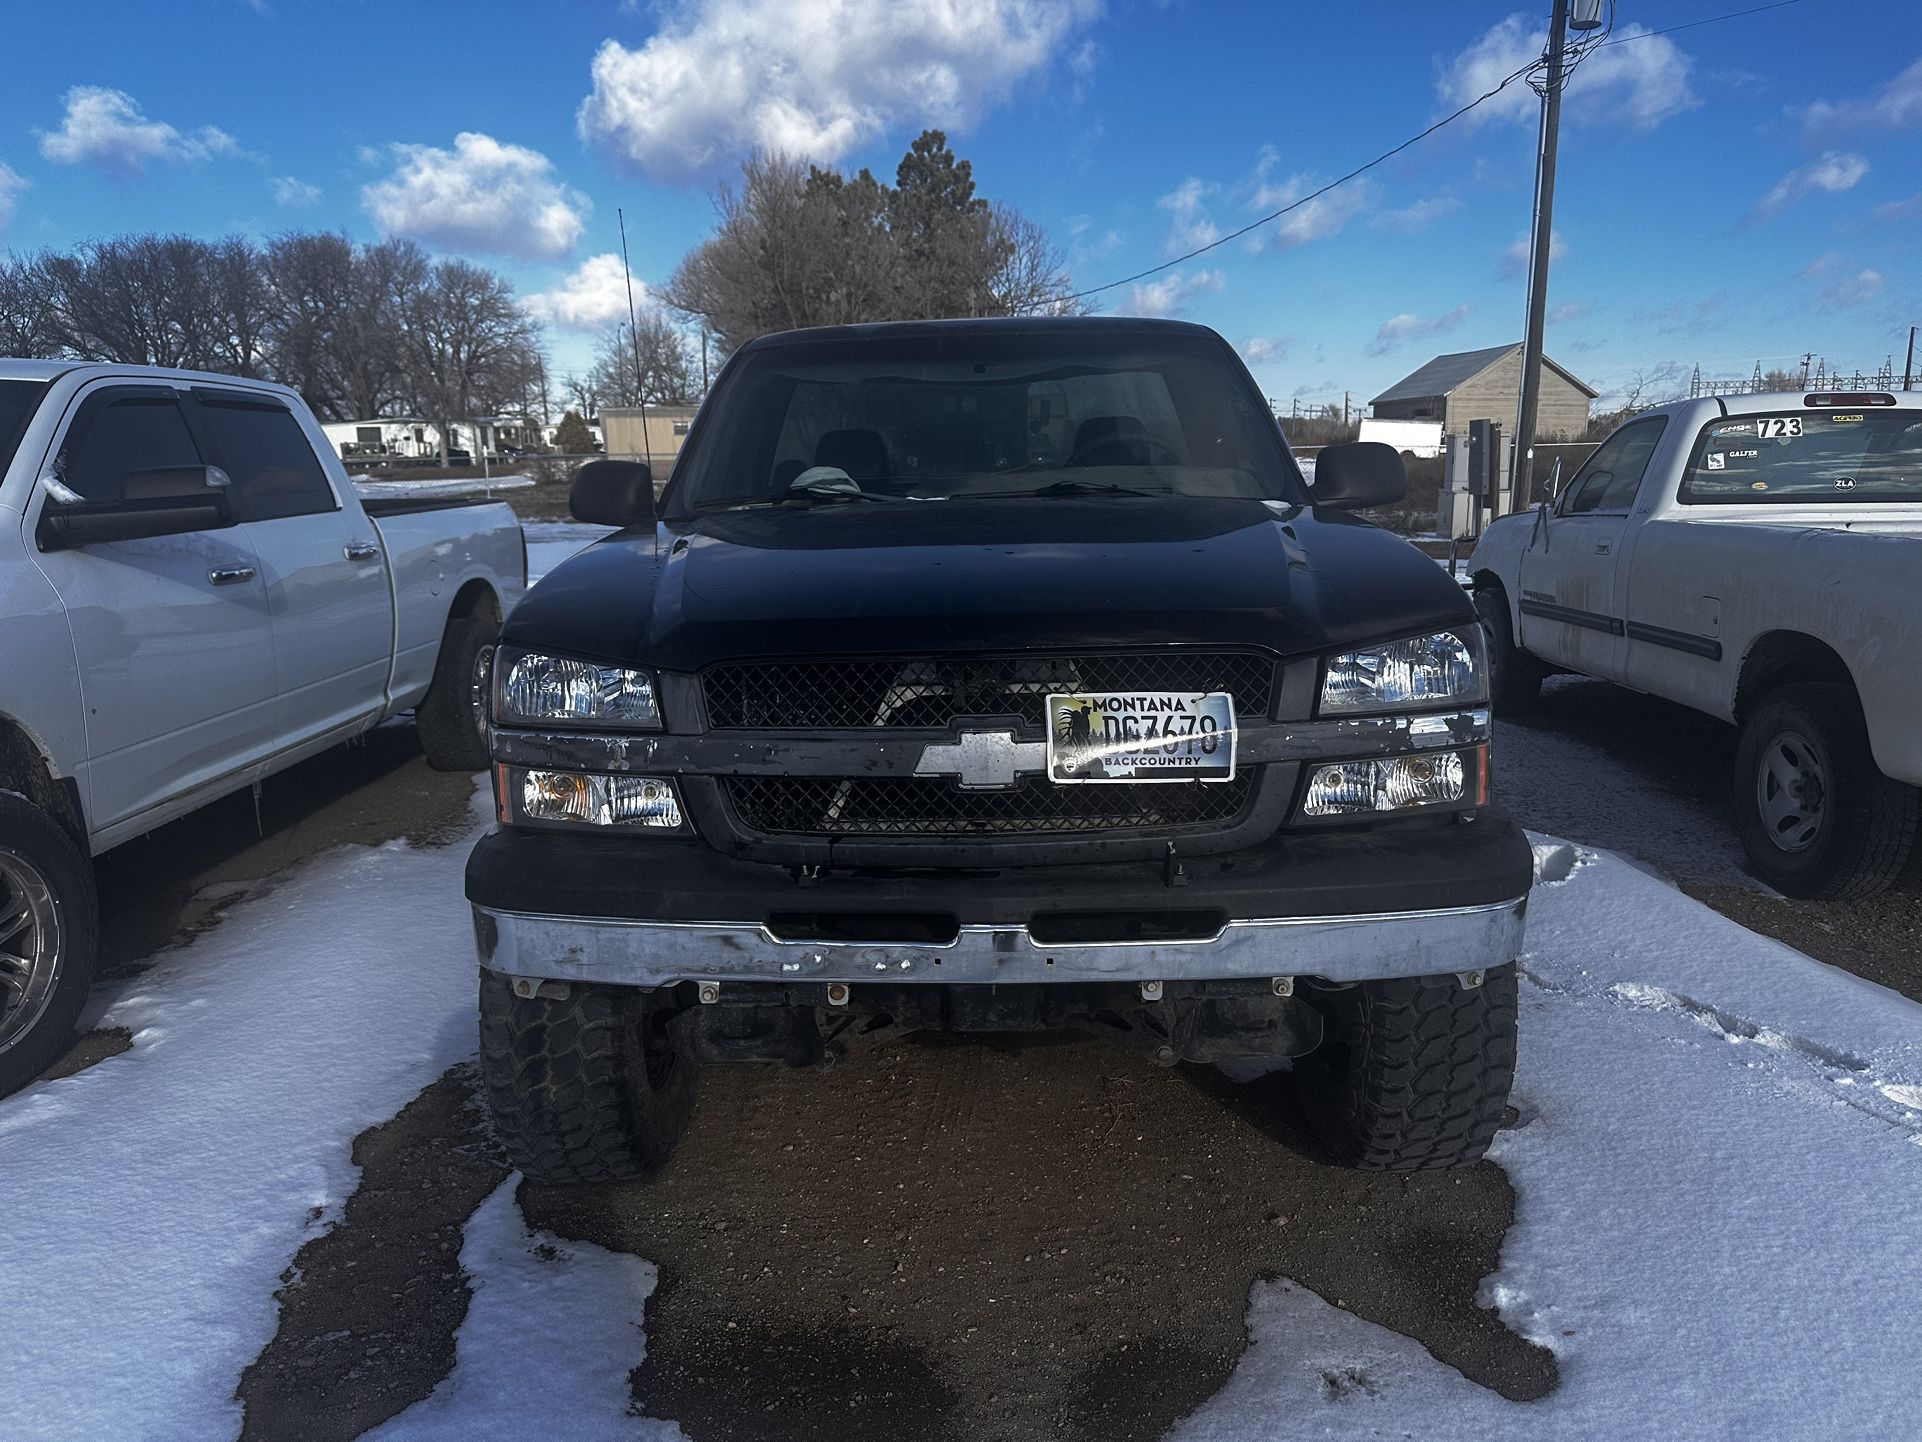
[1594,540,1612,555]
[344,541,381,561]
[208,566,257,586]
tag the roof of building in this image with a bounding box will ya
[1371,343,1598,405]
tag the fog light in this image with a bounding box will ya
[1302,747,1484,817]
[517,769,683,828]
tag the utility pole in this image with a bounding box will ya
[1343,390,1350,429]
[1801,353,1814,388]
[1904,327,1916,391]
[1512,0,1574,514]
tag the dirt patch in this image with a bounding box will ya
[91,726,476,979]
[524,1032,1553,1442]
[236,1065,508,1442]
[42,1025,133,1080]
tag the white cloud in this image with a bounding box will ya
[1156,177,1220,256]
[1801,55,1922,142]
[1371,195,1461,235]
[0,164,26,231]
[1124,268,1224,318]
[1548,300,1590,324]
[1798,253,1886,309]
[1250,171,1369,249]
[1500,228,1568,279]
[578,0,1102,180]
[1870,191,1922,225]
[38,86,239,176]
[522,253,648,331]
[1752,151,1868,221]
[1241,336,1286,364]
[271,175,320,208]
[1439,17,1699,131]
[362,132,587,261]
[1368,303,1472,357]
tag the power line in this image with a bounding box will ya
[1065,0,1807,305]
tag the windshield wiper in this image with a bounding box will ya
[780,479,897,505]
[957,478,1167,500]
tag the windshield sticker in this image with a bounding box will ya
[1706,453,1726,470]
[1751,481,1770,491]
[1711,421,1756,438]
[1757,416,1803,439]
[1827,413,1865,424]
[1728,448,1759,460]
[1835,476,1857,490]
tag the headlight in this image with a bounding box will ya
[1302,746,1487,817]
[506,768,684,828]
[494,649,661,729]
[1320,631,1483,715]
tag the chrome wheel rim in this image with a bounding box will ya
[1756,727,1827,854]
[470,643,496,745]
[0,848,63,1057]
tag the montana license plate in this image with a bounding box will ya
[1046,692,1236,783]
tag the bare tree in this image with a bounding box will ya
[0,256,60,356]
[401,258,545,463]
[587,309,699,408]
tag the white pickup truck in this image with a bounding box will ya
[1469,390,1922,899]
[0,361,524,1094]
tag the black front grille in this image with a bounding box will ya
[703,652,1277,730]
[724,773,1256,837]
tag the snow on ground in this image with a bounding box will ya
[6,692,1921,1435]
[370,1181,682,1442]
[524,520,614,584]
[1,792,492,1442]
[1176,840,1922,1440]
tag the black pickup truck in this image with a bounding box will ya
[466,317,1532,1181]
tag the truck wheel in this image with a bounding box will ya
[1474,585,1542,713]
[418,607,498,772]
[0,795,99,1098]
[1292,966,1517,1172]
[478,970,696,1184]
[1734,683,1918,900]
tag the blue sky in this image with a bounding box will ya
[2,0,1917,408]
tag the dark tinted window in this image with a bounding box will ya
[0,380,49,480]
[665,328,1300,514]
[1561,417,1667,515]
[198,395,336,521]
[1680,411,1922,504]
[62,394,202,503]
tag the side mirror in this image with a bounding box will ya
[1310,441,1407,511]
[38,466,235,551]
[570,459,654,527]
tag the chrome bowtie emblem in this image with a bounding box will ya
[914,730,1046,790]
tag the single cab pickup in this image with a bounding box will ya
[1469,391,1922,897]
[468,318,1534,1182]
[0,361,524,1094]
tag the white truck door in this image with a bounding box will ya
[31,385,279,836]
[188,389,393,755]
[1516,416,1669,682]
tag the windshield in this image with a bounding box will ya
[662,329,1302,515]
[0,379,49,483]
[1680,409,1922,505]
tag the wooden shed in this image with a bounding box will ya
[1370,343,1596,440]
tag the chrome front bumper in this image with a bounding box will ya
[472,896,1527,990]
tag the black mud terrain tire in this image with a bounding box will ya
[1734,682,1918,901]
[418,607,498,773]
[1475,584,1543,714]
[0,794,99,1098]
[1293,965,1518,1172]
[478,971,696,1184]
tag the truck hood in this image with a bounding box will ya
[504,497,1473,671]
